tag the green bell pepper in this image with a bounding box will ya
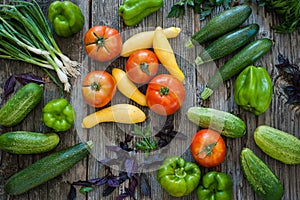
[197,171,233,200]
[119,0,163,26]
[234,65,273,115]
[48,1,84,37]
[42,98,75,132]
[157,156,201,197]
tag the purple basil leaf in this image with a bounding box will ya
[140,173,151,196]
[103,186,116,196]
[118,171,129,182]
[4,75,16,97]
[107,177,121,187]
[125,158,138,177]
[129,175,138,195]
[106,145,122,152]
[277,53,289,65]
[15,73,45,85]
[99,157,121,166]
[88,177,108,186]
[125,134,134,143]
[116,193,130,200]
[67,184,77,200]
[120,142,133,152]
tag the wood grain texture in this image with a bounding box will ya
[0,0,299,200]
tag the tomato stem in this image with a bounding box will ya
[140,62,151,76]
[198,142,217,156]
[90,82,100,91]
[159,86,169,96]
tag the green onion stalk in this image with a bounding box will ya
[0,0,81,92]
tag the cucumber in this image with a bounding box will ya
[240,148,284,200]
[201,38,273,100]
[254,125,300,164]
[186,107,246,138]
[186,5,252,48]
[4,141,93,195]
[195,24,259,65]
[0,131,60,154]
[0,83,43,127]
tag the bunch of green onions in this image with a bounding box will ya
[0,0,81,92]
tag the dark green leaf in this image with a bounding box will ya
[186,0,195,6]
[167,4,185,18]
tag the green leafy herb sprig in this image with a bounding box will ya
[167,0,233,20]
[256,0,300,34]
[131,125,157,158]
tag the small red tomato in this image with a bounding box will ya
[84,26,122,62]
[146,74,185,116]
[125,50,159,84]
[82,70,116,108]
[190,129,226,168]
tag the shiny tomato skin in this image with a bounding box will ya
[125,50,159,84]
[190,129,226,168]
[84,26,122,62]
[82,70,116,108]
[146,74,185,116]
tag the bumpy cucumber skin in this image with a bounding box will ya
[207,38,273,90]
[4,141,93,195]
[189,5,252,46]
[195,24,259,65]
[186,107,246,138]
[254,125,300,164]
[0,83,43,127]
[240,148,284,200]
[0,131,60,154]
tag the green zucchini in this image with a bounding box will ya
[201,38,273,100]
[186,5,252,48]
[0,131,60,154]
[0,83,43,127]
[240,148,284,200]
[4,141,93,195]
[254,125,300,164]
[195,24,259,65]
[186,107,246,138]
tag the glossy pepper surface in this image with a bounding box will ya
[48,1,84,37]
[42,98,75,132]
[234,65,273,115]
[119,0,163,26]
[197,171,233,200]
[157,156,201,197]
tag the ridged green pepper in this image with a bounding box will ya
[48,1,84,37]
[119,0,163,26]
[197,171,233,200]
[42,98,75,132]
[234,65,273,115]
[157,156,201,197]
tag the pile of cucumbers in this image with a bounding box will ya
[0,83,92,195]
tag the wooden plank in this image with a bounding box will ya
[0,0,299,200]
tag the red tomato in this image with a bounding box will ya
[146,74,185,116]
[82,70,116,108]
[84,26,122,62]
[190,129,226,168]
[125,50,159,84]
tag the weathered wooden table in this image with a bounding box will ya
[0,0,299,199]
